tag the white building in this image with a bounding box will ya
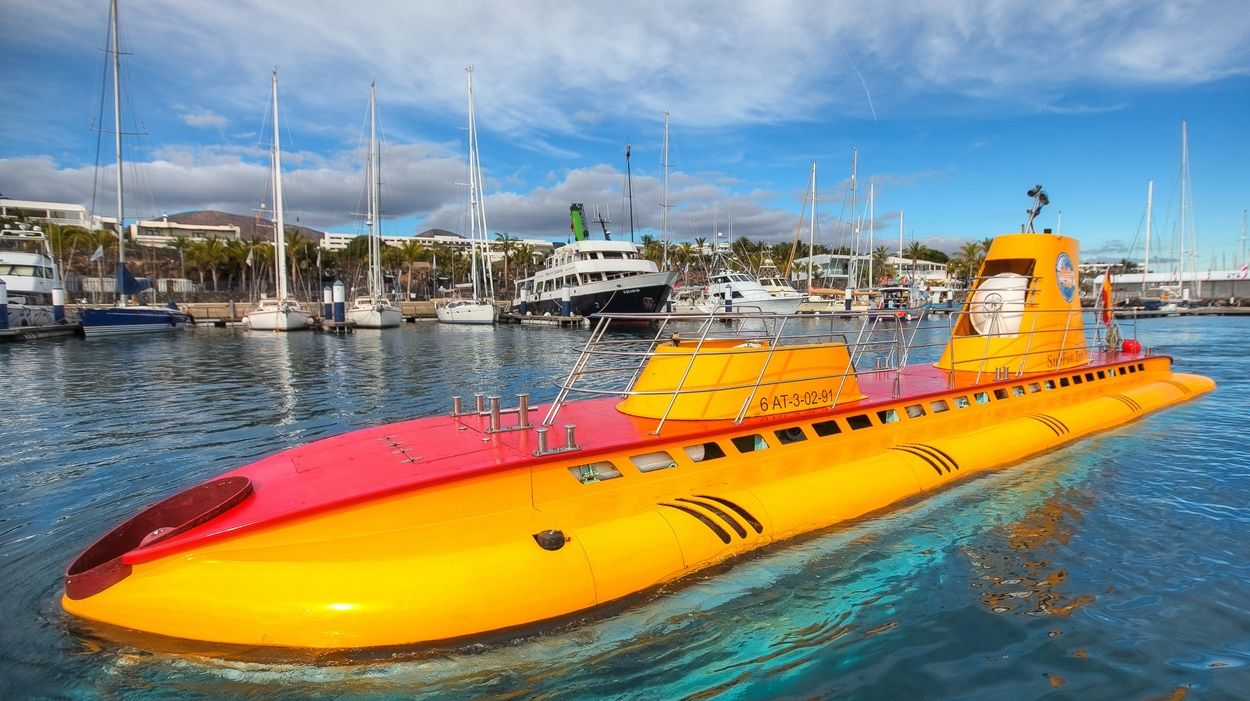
[0,198,113,230]
[129,217,242,247]
[321,229,555,260]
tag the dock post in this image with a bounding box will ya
[561,284,571,317]
[0,279,8,330]
[52,286,65,323]
[333,280,346,324]
[322,285,333,320]
[519,288,527,316]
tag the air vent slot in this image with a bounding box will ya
[693,494,764,534]
[1110,394,1143,412]
[1029,413,1070,436]
[892,443,959,474]
[659,502,732,543]
[675,497,747,538]
[1162,379,1192,396]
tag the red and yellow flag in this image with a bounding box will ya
[1099,267,1114,325]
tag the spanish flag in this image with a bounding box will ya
[1099,266,1114,325]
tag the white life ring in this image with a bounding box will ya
[969,272,1028,337]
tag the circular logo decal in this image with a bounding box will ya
[1055,252,1076,303]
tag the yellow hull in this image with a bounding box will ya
[62,357,1213,649]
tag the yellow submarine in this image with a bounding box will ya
[62,230,1213,651]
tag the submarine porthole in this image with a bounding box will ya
[684,442,726,462]
[1012,386,1026,397]
[974,392,990,404]
[774,426,807,445]
[1060,377,1071,387]
[1097,370,1106,379]
[1085,372,1096,382]
[994,388,1009,400]
[731,434,770,453]
[846,414,873,430]
[905,403,926,418]
[1044,380,1056,389]
[1137,363,1145,371]
[929,400,950,413]
[1028,383,1042,393]
[954,396,971,409]
[631,451,678,473]
[877,409,900,424]
[533,530,569,551]
[1073,375,1084,385]
[568,461,622,484]
[811,420,842,436]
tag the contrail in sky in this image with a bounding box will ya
[841,48,878,121]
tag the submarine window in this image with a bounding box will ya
[847,414,873,430]
[930,399,950,413]
[974,392,990,404]
[731,434,770,453]
[1137,363,1145,371]
[1127,365,1135,374]
[1044,380,1056,389]
[1073,375,1084,385]
[1085,372,1095,382]
[684,442,727,462]
[811,419,842,436]
[905,403,926,418]
[877,408,901,424]
[1097,370,1106,380]
[568,461,623,484]
[1108,367,1117,377]
[1028,383,1042,393]
[1012,385,1026,397]
[774,426,808,445]
[994,388,1009,400]
[1060,377,1071,387]
[631,451,678,472]
[954,396,971,409]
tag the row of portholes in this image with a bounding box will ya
[567,361,1148,485]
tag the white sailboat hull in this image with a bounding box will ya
[243,308,312,331]
[347,306,402,328]
[435,300,496,325]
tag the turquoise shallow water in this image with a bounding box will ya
[0,316,1245,699]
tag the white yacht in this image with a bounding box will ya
[755,258,806,302]
[0,225,64,327]
[346,84,401,329]
[513,205,676,317]
[674,268,804,316]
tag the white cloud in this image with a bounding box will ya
[180,110,228,129]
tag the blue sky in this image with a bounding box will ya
[2,0,1248,266]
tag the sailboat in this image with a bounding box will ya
[81,0,191,337]
[436,67,496,325]
[346,83,402,329]
[242,71,313,332]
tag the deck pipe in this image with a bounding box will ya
[52,287,65,323]
[322,285,332,320]
[561,284,571,317]
[332,281,346,324]
[0,279,8,330]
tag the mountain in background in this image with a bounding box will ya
[166,210,324,243]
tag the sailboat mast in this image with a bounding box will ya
[1143,180,1153,297]
[807,161,816,293]
[848,148,858,290]
[661,112,670,270]
[626,144,635,244]
[271,71,289,301]
[368,82,381,297]
[867,184,875,286]
[1179,120,1188,298]
[110,0,126,306]
[465,67,480,299]
[1241,209,1247,268]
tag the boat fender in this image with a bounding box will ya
[533,529,569,551]
[1122,338,1143,354]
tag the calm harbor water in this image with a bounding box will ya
[1,316,1246,699]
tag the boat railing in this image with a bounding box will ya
[539,304,1135,434]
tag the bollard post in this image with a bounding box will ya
[51,286,65,323]
[322,285,333,320]
[561,284,572,317]
[519,288,527,316]
[332,280,346,324]
[516,394,530,428]
[0,279,8,330]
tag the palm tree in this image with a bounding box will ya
[904,241,926,282]
[494,232,519,291]
[169,235,191,281]
[954,241,984,286]
[397,239,427,299]
[872,246,893,285]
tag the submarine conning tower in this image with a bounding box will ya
[936,232,1090,376]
